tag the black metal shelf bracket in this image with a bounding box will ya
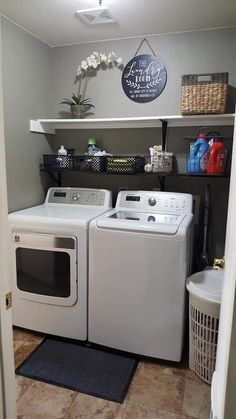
[160,119,168,151]
[158,175,165,191]
[41,169,62,187]
[47,171,62,186]
[159,119,168,191]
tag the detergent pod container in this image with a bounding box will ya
[187,132,209,174]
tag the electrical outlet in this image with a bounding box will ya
[192,195,200,225]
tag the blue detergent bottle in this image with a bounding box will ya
[187,132,209,173]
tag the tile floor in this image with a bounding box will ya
[14,327,211,419]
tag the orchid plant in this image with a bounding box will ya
[60,51,123,116]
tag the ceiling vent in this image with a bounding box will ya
[76,7,116,25]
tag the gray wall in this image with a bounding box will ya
[1,17,53,212]
[52,27,236,117]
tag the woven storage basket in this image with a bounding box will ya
[181,73,228,115]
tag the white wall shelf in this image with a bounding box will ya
[30,114,235,135]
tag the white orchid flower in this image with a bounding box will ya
[100,53,107,63]
[61,51,123,114]
[116,57,123,66]
[81,60,88,70]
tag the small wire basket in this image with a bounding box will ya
[150,152,173,173]
[43,155,106,172]
[106,156,145,174]
[43,155,73,171]
[72,156,106,172]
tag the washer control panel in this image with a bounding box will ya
[110,211,181,224]
[117,191,192,214]
[46,188,110,207]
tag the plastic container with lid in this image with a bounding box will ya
[207,139,226,174]
[187,269,224,304]
[58,145,67,156]
[186,269,224,384]
[186,132,209,174]
[87,138,97,155]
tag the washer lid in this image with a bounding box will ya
[8,204,111,227]
[96,210,184,234]
[187,269,225,304]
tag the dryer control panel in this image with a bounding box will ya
[46,188,111,207]
[117,191,193,215]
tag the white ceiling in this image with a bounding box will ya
[0,0,236,47]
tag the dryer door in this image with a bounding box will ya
[12,232,77,307]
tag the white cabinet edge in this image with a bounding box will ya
[30,114,235,134]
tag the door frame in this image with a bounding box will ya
[0,19,16,419]
[212,111,236,419]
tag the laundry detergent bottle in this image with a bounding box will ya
[187,132,209,173]
[207,139,226,174]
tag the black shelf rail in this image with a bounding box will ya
[40,117,231,189]
[40,165,229,187]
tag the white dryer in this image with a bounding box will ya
[89,190,193,361]
[9,187,112,340]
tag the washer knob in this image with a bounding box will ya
[72,193,80,201]
[148,197,156,206]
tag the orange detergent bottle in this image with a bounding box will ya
[207,139,226,174]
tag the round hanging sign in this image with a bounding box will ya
[122,54,167,103]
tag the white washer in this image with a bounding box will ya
[9,187,112,340]
[89,190,193,361]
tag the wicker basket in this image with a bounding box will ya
[181,73,228,115]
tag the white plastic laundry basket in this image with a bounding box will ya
[186,269,224,384]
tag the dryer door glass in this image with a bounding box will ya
[12,232,77,307]
[16,248,70,297]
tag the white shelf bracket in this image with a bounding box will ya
[30,120,55,135]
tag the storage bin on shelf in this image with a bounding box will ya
[186,269,224,384]
[151,152,173,173]
[106,156,145,174]
[145,146,173,174]
[72,155,106,172]
[181,72,228,115]
[43,154,73,171]
[43,155,106,172]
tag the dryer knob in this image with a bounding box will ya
[72,193,80,201]
[148,197,156,206]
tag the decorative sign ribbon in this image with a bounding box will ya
[122,39,167,103]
